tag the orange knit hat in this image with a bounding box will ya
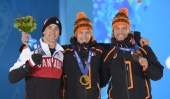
[74,12,93,37]
[112,8,130,31]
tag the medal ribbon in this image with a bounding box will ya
[35,41,46,55]
[118,37,140,52]
[73,46,92,75]
[27,37,37,51]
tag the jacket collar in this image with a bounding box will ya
[70,36,96,50]
[39,38,64,56]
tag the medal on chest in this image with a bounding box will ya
[80,75,90,85]
[73,46,92,86]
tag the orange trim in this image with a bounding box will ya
[63,48,73,54]
[108,84,113,99]
[125,61,134,89]
[62,75,67,99]
[91,47,102,53]
[139,47,147,55]
[145,79,150,99]
[86,67,91,89]
[95,48,102,53]
[97,82,101,99]
[104,47,116,62]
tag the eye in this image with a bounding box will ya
[80,31,83,35]
[114,27,120,31]
[122,27,127,31]
[86,31,90,34]
[47,26,52,30]
[54,27,59,31]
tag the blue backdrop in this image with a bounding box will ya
[0,0,169,99]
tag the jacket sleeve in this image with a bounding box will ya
[100,61,111,88]
[142,46,164,81]
[61,44,71,50]
[100,47,115,88]
[9,48,33,83]
[98,43,110,51]
[19,44,27,53]
[132,31,141,46]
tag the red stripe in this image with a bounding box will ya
[28,57,62,79]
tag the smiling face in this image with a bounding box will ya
[76,29,92,44]
[112,25,130,41]
[43,24,60,44]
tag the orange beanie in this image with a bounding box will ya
[74,12,93,37]
[112,8,130,31]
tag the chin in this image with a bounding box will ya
[116,38,124,41]
[50,39,57,42]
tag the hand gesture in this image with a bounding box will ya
[22,32,31,45]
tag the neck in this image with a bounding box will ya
[48,43,56,49]
[42,38,56,49]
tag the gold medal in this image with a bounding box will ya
[80,75,90,86]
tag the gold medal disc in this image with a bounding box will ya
[80,75,90,85]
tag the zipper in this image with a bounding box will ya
[123,52,130,99]
[51,52,55,99]
[126,65,130,87]
[85,86,87,99]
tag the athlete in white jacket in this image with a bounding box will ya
[9,16,64,99]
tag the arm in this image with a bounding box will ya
[100,47,115,88]
[19,44,27,53]
[9,61,33,83]
[22,32,31,45]
[18,32,31,53]
[9,48,42,83]
[100,61,111,88]
[9,48,32,83]
[132,31,150,47]
[98,43,110,51]
[141,46,164,80]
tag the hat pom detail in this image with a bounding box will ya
[76,12,87,19]
[119,8,128,15]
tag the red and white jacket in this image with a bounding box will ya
[9,38,64,99]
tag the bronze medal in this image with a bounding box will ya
[80,75,90,86]
[132,50,143,61]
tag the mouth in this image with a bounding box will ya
[118,34,124,38]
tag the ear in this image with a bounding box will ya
[42,31,45,35]
[112,32,114,38]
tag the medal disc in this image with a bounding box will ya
[80,75,90,85]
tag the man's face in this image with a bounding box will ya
[76,29,92,44]
[43,24,60,43]
[113,25,129,41]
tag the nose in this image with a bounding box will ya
[117,29,125,34]
[81,32,86,38]
[50,29,56,34]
